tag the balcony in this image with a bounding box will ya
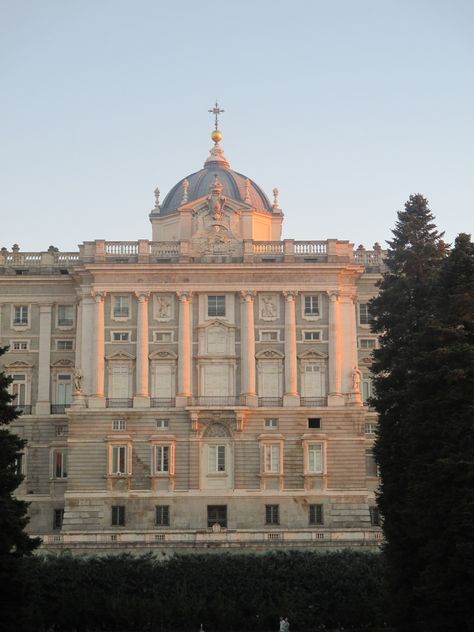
[15,405,32,415]
[106,398,133,408]
[189,396,244,407]
[258,397,283,407]
[51,404,71,414]
[300,397,327,407]
[150,398,176,408]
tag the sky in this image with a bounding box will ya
[1,0,473,252]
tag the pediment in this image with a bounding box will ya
[51,359,74,368]
[255,348,285,359]
[182,195,250,215]
[149,350,177,360]
[5,360,33,369]
[105,351,135,361]
[197,319,235,331]
[298,349,328,360]
[359,356,373,367]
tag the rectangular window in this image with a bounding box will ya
[264,444,280,473]
[308,418,321,429]
[111,446,127,475]
[304,295,320,316]
[112,419,127,431]
[359,338,377,349]
[53,508,64,530]
[359,303,374,326]
[156,419,169,430]
[11,374,27,407]
[112,331,130,342]
[53,449,68,478]
[260,330,279,342]
[155,445,170,473]
[207,295,225,317]
[265,504,280,525]
[366,450,378,477]
[56,339,74,350]
[264,418,278,429]
[362,375,374,403]
[207,505,227,528]
[56,374,72,407]
[12,340,29,351]
[155,505,170,526]
[153,331,173,343]
[309,503,324,525]
[57,304,74,327]
[303,330,321,341]
[369,506,380,526]
[14,453,24,477]
[308,444,323,473]
[365,422,377,435]
[208,445,226,473]
[113,296,130,319]
[111,505,125,526]
[14,305,29,325]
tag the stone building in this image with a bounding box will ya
[0,120,384,554]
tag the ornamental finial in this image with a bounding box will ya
[154,187,160,207]
[272,187,280,210]
[208,100,224,145]
[244,178,251,203]
[181,178,189,204]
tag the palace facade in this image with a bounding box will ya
[0,124,384,554]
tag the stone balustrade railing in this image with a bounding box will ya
[0,241,387,270]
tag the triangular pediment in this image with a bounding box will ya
[149,350,177,360]
[298,349,328,360]
[51,359,74,368]
[5,360,33,369]
[197,319,236,331]
[105,351,135,361]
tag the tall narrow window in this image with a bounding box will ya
[53,509,64,530]
[56,374,72,408]
[307,444,323,473]
[113,296,130,319]
[155,445,170,473]
[366,449,378,477]
[370,506,381,526]
[309,504,324,525]
[264,444,280,473]
[57,305,74,327]
[359,303,374,326]
[304,295,320,317]
[265,504,280,525]
[111,445,127,475]
[156,505,170,526]
[52,449,68,479]
[13,305,29,326]
[111,505,125,526]
[207,295,225,317]
[208,445,226,473]
[11,374,27,408]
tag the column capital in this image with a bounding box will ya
[283,290,298,301]
[326,290,340,302]
[135,291,150,302]
[176,290,193,302]
[240,290,257,303]
[92,291,106,303]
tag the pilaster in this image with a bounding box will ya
[240,291,257,406]
[176,291,192,406]
[35,304,52,414]
[89,291,106,408]
[134,291,150,407]
[327,291,344,406]
[283,291,299,406]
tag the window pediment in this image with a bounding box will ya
[5,360,33,370]
[149,350,177,361]
[105,351,135,361]
[298,349,328,360]
[51,359,74,368]
[197,318,236,331]
[256,348,284,359]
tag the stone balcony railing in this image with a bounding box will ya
[0,240,387,271]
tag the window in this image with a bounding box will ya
[113,296,130,319]
[208,295,225,317]
[366,450,378,477]
[303,330,321,342]
[309,503,324,525]
[265,504,280,525]
[264,444,281,474]
[52,449,68,479]
[12,340,29,351]
[369,506,381,526]
[207,505,227,528]
[359,303,374,326]
[14,453,24,477]
[55,425,67,437]
[359,338,377,350]
[53,509,64,530]
[304,295,320,317]
[307,444,323,474]
[11,374,28,408]
[57,304,74,327]
[112,331,130,342]
[112,419,127,431]
[111,505,125,526]
[56,373,72,408]
[111,445,128,475]
[362,374,374,403]
[308,418,321,429]
[153,331,173,343]
[264,418,278,429]
[208,445,226,473]
[260,330,279,342]
[156,505,170,526]
[156,419,169,430]
[56,339,74,350]
[155,445,170,473]
[365,422,377,435]
[13,305,29,326]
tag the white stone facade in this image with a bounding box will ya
[0,137,385,554]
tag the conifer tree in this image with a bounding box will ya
[370,194,447,630]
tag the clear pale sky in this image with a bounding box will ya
[1,0,473,252]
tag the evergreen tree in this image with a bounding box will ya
[370,194,447,630]
[0,345,40,631]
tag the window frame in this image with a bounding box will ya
[111,505,126,527]
[359,337,377,350]
[358,302,374,327]
[12,304,30,329]
[56,339,74,351]
[309,503,324,525]
[264,418,278,430]
[302,294,321,321]
[53,508,65,530]
[265,504,280,525]
[207,504,227,529]
[56,304,75,329]
[51,448,68,479]
[108,443,131,477]
[207,295,226,318]
[259,330,280,342]
[302,329,322,342]
[153,443,175,476]
[153,330,174,343]
[207,444,227,474]
[369,506,381,526]
[366,449,379,478]
[111,330,131,343]
[302,439,326,476]
[112,295,131,321]
[155,504,170,527]
[112,419,127,431]
[11,340,30,351]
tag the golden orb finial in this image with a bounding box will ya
[211,129,223,144]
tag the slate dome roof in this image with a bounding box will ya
[159,142,273,216]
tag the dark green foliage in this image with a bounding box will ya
[19,550,388,631]
[371,195,474,631]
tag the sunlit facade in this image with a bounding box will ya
[0,123,384,554]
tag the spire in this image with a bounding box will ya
[205,100,230,169]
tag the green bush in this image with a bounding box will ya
[20,550,389,631]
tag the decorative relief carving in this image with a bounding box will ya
[154,294,173,320]
[259,294,278,320]
[204,422,231,438]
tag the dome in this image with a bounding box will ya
[159,142,274,216]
